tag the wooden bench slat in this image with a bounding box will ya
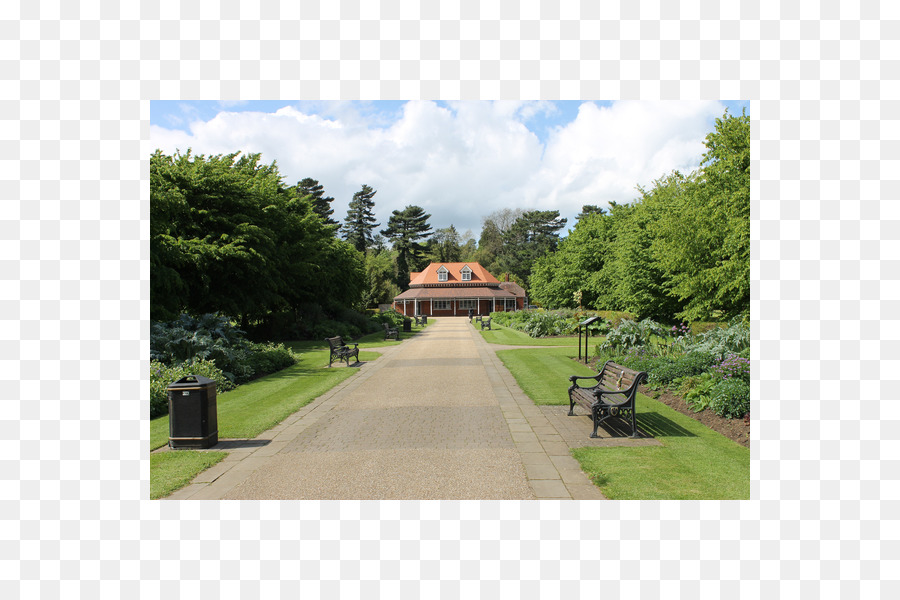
[567,361,647,438]
[326,336,359,367]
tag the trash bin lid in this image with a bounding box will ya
[167,374,216,389]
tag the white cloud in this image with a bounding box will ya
[150,100,726,236]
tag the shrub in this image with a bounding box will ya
[712,353,751,383]
[150,313,250,364]
[645,351,718,387]
[243,342,297,379]
[600,318,669,354]
[150,359,235,419]
[709,378,751,419]
[371,309,405,329]
[522,312,572,337]
[675,372,719,413]
[685,318,750,360]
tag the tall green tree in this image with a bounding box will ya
[341,184,380,253]
[649,109,750,320]
[498,210,567,288]
[427,224,462,263]
[150,149,365,325]
[382,205,433,288]
[529,205,625,311]
[294,177,338,226]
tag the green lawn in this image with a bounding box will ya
[479,325,588,347]
[496,347,750,500]
[496,347,595,403]
[150,450,227,499]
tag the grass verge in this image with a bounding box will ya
[150,451,227,499]
[496,347,594,403]
[480,326,588,347]
[496,347,749,499]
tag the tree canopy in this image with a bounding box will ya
[382,204,433,288]
[150,150,365,325]
[528,108,750,322]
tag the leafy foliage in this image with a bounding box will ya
[709,378,751,419]
[150,149,365,324]
[150,359,235,419]
[599,318,669,354]
[526,108,750,322]
[681,318,750,361]
[645,351,718,387]
[150,312,297,385]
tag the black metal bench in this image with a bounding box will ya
[480,316,492,330]
[383,322,399,340]
[326,336,359,367]
[567,361,647,438]
[414,315,427,326]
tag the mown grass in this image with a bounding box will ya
[479,325,588,347]
[496,347,750,499]
[150,451,227,499]
[496,347,595,403]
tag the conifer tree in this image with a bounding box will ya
[341,184,380,253]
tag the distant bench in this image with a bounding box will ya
[383,322,399,340]
[480,316,492,330]
[567,361,647,438]
[326,336,359,367]
[414,315,427,326]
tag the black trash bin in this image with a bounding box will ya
[167,375,218,449]
[402,317,412,332]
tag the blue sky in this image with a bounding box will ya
[150,100,749,237]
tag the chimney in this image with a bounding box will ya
[506,274,510,282]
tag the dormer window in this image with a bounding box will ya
[437,265,449,282]
[460,265,472,281]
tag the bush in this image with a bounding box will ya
[243,342,297,379]
[150,359,235,419]
[646,351,718,387]
[600,318,669,354]
[709,378,751,419]
[522,312,572,337]
[684,318,750,360]
[712,353,751,383]
[371,309,405,329]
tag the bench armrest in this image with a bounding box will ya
[568,373,601,384]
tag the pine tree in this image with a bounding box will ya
[341,184,380,253]
[382,205,433,288]
[295,177,338,226]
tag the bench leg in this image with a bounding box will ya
[590,406,601,438]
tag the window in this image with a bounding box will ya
[433,300,451,310]
[437,266,449,282]
[460,266,472,281]
[459,299,476,309]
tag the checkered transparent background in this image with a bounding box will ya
[1,0,896,597]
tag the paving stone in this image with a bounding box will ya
[529,479,572,499]
[524,464,562,480]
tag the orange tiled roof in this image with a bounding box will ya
[394,286,516,300]
[408,262,499,286]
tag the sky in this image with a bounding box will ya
[150,100,749,240]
